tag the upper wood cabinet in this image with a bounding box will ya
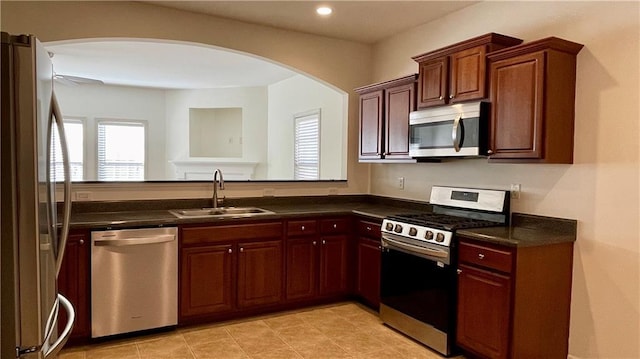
[487,37,583,163]
[355,74,417,161]
[412,33,523,108]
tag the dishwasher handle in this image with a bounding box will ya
[94,234,176,247]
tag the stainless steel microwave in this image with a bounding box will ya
[409,101,489,158]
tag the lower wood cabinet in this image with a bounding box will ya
[355,219,382,308]
[179,221,283,322]
[285,217,352,302]
[57,230,90,341]
[456,237,574,359]
[180,244,234,317]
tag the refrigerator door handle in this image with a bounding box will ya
[43,294,75,358]
[51,92,72,277]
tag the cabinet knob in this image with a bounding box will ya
[457,269,462,275]
[240,247,244,253]
[79,239,85,245]
[449,94,454,99]
[366,226,371,231]
[438,95,443,100]
[487,149,493,155]
[228,248,232,254]
[333,224,337,229]
[301,225,305,231]
[322,240,326,245]
[313,241,317,246]
[478,253,485,259]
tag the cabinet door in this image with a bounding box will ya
[489,52,546,159]
[180,244,234,318]
[237,239,283,308]
[417,57,448,108]
[385,82,415,159]
[359,90,384,160]
[57,231,90,340]
[319,235,349,296]
[450,45,486,103]
[286,237,318,300]
[457,264,511,359]
[356,237,381,308]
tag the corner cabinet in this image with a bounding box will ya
[456,237,574,359]
[355,74,417,161]
[487,37,583,163]
[412,33,522,108]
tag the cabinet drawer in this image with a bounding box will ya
[459,241,513,273]
[320,218,350,234]
[182,222,282,245]
[287,220,318,237]
[357,221,381,238]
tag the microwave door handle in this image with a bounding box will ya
[452,115,461,152]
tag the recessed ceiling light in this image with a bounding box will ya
[316,6,333,16]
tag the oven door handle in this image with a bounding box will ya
[381,234,449,259]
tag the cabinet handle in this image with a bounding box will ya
[228,248,232,254]
[240,247,244,253]
[478,253,485,259]
[79,239,85,245]
[301,225,305,231]
[457,269,462,275]
[313,241,317,246]
[438,95,443,100]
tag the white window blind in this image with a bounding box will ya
[51,120,84,181]
[294,110,320,180]
[97,121,145,181]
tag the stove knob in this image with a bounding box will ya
[425,231,434,240]
[436,233,445,242]
[385,222,394,231]
[394,224,403,233]
[409,227,417,236]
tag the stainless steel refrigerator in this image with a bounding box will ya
[1,33,75,358]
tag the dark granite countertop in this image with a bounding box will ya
[68,195,430,230]
[458,213,577,247]
[68,196,577,247]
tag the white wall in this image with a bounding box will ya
[189,108,243,158]
[55,83,166,180]
[371,2,640,358]
[267,74,347,180]
[165,87,268,179]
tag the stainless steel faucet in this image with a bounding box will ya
[212,168,225,208]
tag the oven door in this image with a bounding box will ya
[380,235,456,333]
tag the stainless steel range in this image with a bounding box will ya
[380,186,509,356]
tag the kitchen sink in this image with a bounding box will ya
[169,207,275,219]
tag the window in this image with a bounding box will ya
[51,119,84,181]
[294,110,320,180]
[97,120,146,181]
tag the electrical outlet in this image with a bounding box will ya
[397,177,405,190]
[75,191,92,201]
[510,184,521,199]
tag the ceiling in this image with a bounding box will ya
[142,1,478,44]
[46,1,478,89]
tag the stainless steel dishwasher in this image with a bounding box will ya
[91,227,178,338]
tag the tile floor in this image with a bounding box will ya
[59,302,463,359]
